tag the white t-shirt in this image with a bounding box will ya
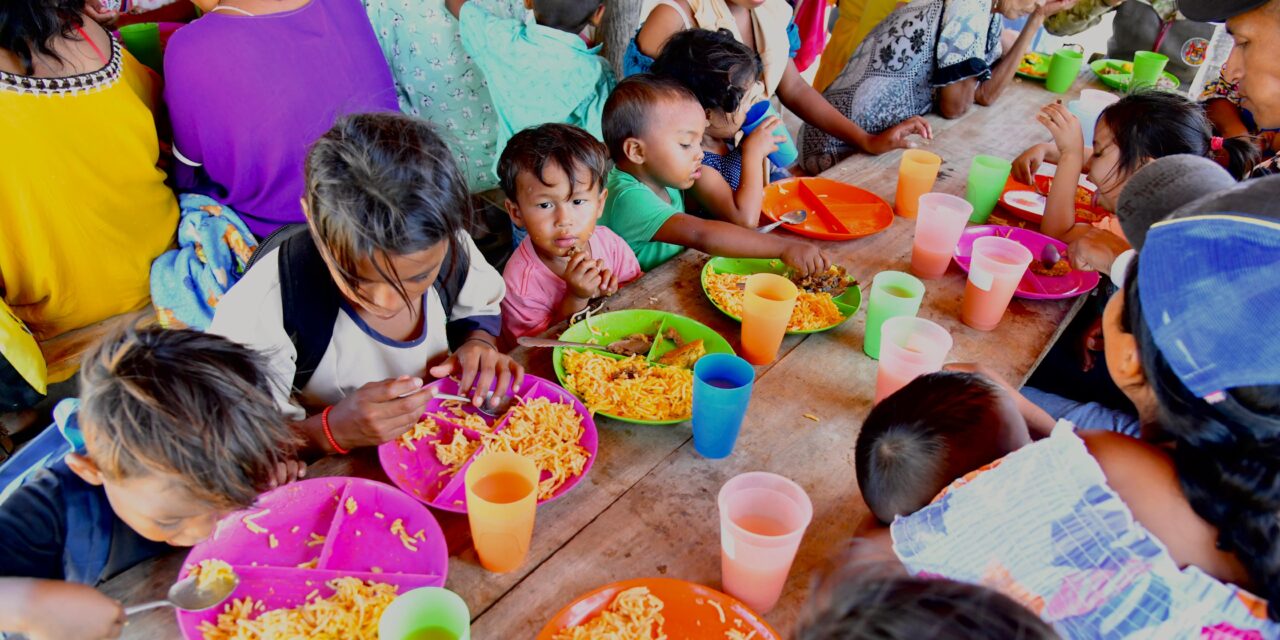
[210,234,504,420]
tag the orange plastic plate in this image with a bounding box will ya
[537,577,781,639]
[761,177,894,241]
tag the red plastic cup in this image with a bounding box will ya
[961,236,1032,331]
[718,472,813,614]
[874,316,953,403]
[911,193,972,279]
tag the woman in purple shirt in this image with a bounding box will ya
[164,0,399,238]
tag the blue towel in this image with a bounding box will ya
[150,194,258,330]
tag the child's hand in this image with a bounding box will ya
[1013,142,1053,184]
[1067,227,1131,273]
[19,579,124,640]
[780,241,831,275]
[429,338,525,410]
[741,116,785,161]
[1036,102,1084,161]
[266,459,308,489]
[864,116,933,155]
[599,268,619,297]
[326,376,429,449]
[563,252,606,300]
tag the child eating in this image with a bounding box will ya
[599,74,831,273]
[498,123,643,339]
[0,327,300,640]
[650,28,782,228]
[855,371,1033,523]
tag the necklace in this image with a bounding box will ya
[209,5,255,15]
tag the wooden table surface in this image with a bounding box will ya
[105,75,1095,639]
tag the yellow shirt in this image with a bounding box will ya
[813,0,906,92]
[0,39,178,346]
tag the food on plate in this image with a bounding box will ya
[1098,62,1132,76]
[605,332,658,357]
[791,264,853,295]
[480,396,590,500]
[563,350,693,421]
[655,339,706,369]
[551,587,666,640]
[433,429,480,476]
[397,416,442,451]
[1029,258,1072,277]
[1018,52,1048,77]
[198,577,398,640]
[705,264,850,331]
[185,559,236,594]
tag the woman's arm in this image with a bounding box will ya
[937,8,1048,119]
[1205,98,1252,139]
[634,2,689,58]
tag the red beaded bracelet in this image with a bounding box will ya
[321,406,349,455]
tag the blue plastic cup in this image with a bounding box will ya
[692,354,756,459]
[741,102,799,168]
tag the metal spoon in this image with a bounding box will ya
[517,335,654,356]
[432,391,514,419]
[124,570,240,616]
[758,209,807,234]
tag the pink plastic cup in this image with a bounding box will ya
[911,193,973,279]
[718,471,813,614]
[874,316,953,403]
[961,236,1032,331]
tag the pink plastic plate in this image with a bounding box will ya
[378,374,597,514]
[175,477,447,639]
[953,226,1101,300]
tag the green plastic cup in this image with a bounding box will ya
[1131,51,1169,90]
[863,271,925,360]
[378,587,471,640]
[118,23,163,74]
[1045,48,1084,94]
[964,155,1013,223]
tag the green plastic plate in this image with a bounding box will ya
[700,257,862,335]
[1016,51,1049,80]
[1089,59,1180,92]
[552,310,735,425]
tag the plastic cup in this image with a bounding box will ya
[741,102,799,168]
[1131,51,1169,90]
[378,587,471,640]
[894,150,942,219]
[911,193,972,279]
[692,354,756,459]
[1045,48,1084,94]
[718,472,813,614]
[1068,91,1119,147]
[961,236,1033,331]
[740,273,798,365]
[464,452,538,573]
[118,23,163,74]
[874,316,954,403]
[863,271,925,360]
[964,155,1013,224]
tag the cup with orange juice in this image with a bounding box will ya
[464,452,538,573]
[717,472,813,614]
[911,193,972,279]
[740,273,799,365]
[895,150,942,218]
[961,236,1032,331]
[874,316,953,403]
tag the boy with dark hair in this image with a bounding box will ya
[855,371,1032,523]
[0,327,301,640]
[498,123,642,339]
[599,74,831,273]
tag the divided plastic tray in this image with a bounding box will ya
[761,177,894,241]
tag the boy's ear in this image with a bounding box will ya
[504,199,527,230]
[622,138,646,165]
[595,188,609,220]
[1110,330,1146,390]
[65,453,105,487]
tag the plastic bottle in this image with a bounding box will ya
[1188,23,1235,100]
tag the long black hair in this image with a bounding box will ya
[1121,258,1280,619]
[0,0,87,75]
[650,28,762,117]
[1099,91,1259,181]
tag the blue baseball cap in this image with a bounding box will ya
[1138,213,1280,400]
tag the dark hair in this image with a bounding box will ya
[1120,258,1280,619]
[0,0,87,75]
[531,0,603,33]
[79,326,300,509]
[304,112,469,317]
[855,371,1013,523]
[796,555,1060,640]
[602,73,700,161]
[498,123,609,202]
[650,28,762,116]
[1099,91,1259,182]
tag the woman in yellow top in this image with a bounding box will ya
[0,0,178,402]
[813,0,905,93]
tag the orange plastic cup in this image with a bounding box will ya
[740,273,799,365]
[464,452,538,573]
[961,236,1033,331]
[895,150,942,218]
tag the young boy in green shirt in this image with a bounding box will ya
[599,74,831,273]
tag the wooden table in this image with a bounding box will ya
[105,75,1093,639]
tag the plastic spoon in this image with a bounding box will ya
[757,210,807,234]
[124,570,239,617]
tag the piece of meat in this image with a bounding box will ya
[656,339,706,369]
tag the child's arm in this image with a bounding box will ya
[1035,102,1085,240]
[653,213,831,274]
[0,578,125,640]
[1012,142,1062,184]
[945,363,1057,439]
[776,62,932,155]
[1205,98,1252,140]
[554,253,618,324]
[691,118,786,228]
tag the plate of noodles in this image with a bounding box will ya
[176,477,447,639]
[552,310,735,425]
[537,577,780,640]
[701,258,861,334]
[378,375,597,514]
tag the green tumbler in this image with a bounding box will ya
[863,271,926,360]
[378,587,470,640]
[1045,48,1084,94]
[1131,51,1169,90]
[964,155,1013,224]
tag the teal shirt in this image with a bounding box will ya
[600,168,685,272]
[459,4,615,164]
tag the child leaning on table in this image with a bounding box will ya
[0,327,301,640]
[498,123,643,340]
[599,74,831,274]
